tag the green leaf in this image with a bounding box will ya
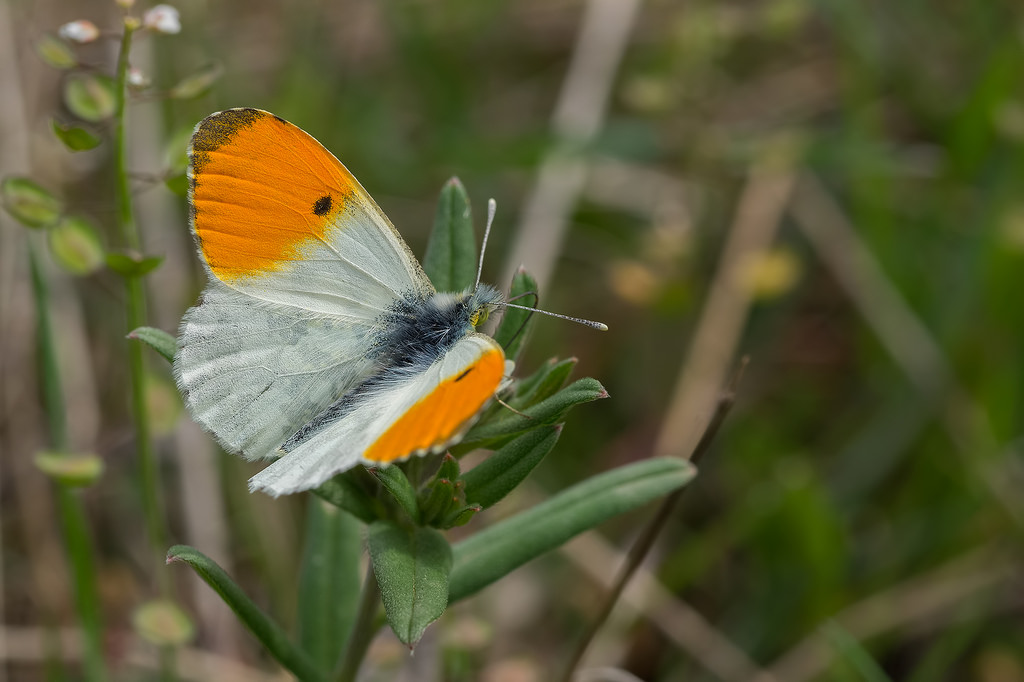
[368,521,452,647]
[132,599,195,646]
[419,476,457,526]
[492,267,538,361]
[105,250,164,277]
[448,457,697,602]
[312,472,378,524]
[51,119,101,151]
[168,64,223,100]
[167,545,328,682]
[1,177,63,229]
[47,216,104,275]
[423,177,476,292]
[370,466,421,523]
[298,500,363,670]
[34,451,104,487]
[128,326,176,363]
[64,73,117,123]
[35,34,77,69]
[463,425,561,509]
[512,357,578,408]
[460,377,608,448]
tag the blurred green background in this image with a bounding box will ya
[2,0,1024,680]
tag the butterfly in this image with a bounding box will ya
[173,108,603,497]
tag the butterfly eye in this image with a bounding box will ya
[470,308,489,327]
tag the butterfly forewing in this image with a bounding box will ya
[176,108,434,460]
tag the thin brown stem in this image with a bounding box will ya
[560,360,747,682]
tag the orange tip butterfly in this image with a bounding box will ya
[174,108,605,497]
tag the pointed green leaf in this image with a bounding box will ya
[313,472,378,523]
[368,521,452,647]
[370,466,421,523]
[48,215,104,275]
[51,119,101,151]
[460,377,607,448]
[128,326,176,363]
[492,267,538,361]
[512,357,577,408]
[419,476,457,526]
[463,425,561,509]
[105,250,164,277]
[64,73,117,122]
[168,64,223,100]
[298,500,363,670]
[167,545,328,682]
[35,34,77,69]
[1,177,62,229]
[35,451,104,487]
[449,457,697,602]
[423,177,476,292]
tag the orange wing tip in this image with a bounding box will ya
[188,109,357,280]
[363,348,506,463]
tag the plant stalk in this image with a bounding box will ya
[559,360,745,681]
[334,570,382,682]
[112,17,176,681]
[29,240,109,681]
[113,17,169,581]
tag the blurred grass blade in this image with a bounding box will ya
[449,457,697,602]
[167,544,328,682]
[493,267,538,361]
[461,377,607,447]
[463,425,562,509]
[368,521,452,647]
[423,177,476,292]
[313,473,378,523]
[370,466,421,523]
[168,64,223,99]
[128,327,176,363]
[298,500,363,670]
[823,621,895,682]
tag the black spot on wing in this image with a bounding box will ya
[313,194,332,216]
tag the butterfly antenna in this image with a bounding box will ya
[502,302,608,331]
[475,198,497,290]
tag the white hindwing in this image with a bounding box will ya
[174,279,381,459]
[249,334,504,497]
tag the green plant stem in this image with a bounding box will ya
[112,18,175,682]
[334,571,382,682]
[113,18,169,582]
[558,361,744,682]
[29,240,109,682]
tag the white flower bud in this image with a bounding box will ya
[127,67,150,88]
[58,20,100,44]
[143,4,180,34]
